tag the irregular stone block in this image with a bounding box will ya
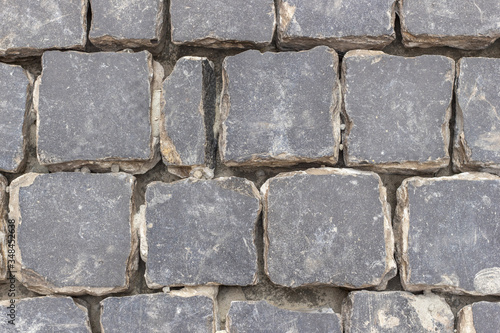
[458,301,500,333]
[142,177,261,287]
[343,51,454,173]
[9,172,137,295]
[170,0,275,48]
[278,0,395,51]
[396,173,500,295]
[36,51,159,174]
[262,168,396,288]
[220,47,340,167]
[400,0,500,49]
[0,174,7,281]
[227,300,341,332]
[342,291,454,332]
[0,0,87,57]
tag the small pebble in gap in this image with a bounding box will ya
[81,167,90,174]
[111,164,120,173]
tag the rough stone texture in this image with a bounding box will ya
[89,0,165,50]
[36,51,158,174]
[0,63,30,173]
[9,172,137,295]
[343,51,454,173]
[142,177,261,288]
[278,0,395,51]
[262,168,396,288]
[396,173,500,295]
[170,0,275,48]
[342,291,454,332]
[0,0,87,57]
[400,0,500,49]
[454,57,500,174]
[220,47,340,167]
[100,293,215,332]
[0,174,7,281]
[457,301,500,333]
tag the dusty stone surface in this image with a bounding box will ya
[400,0,500,49]
[262,168,396,288]
[278,0,395,51]
[220,47,340,167]
[396,173,500,295]
[9,172,137,296]
[457,301,500,333]
[170,0,275,48]
[142,177,261,288]
[36,51,158,174]
[0,175,7,281]
[343,51,454,173]
[342,291,454,332]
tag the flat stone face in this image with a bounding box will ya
[342,291,454,333]
[396,173,500,295]
[170,0,275,48]
[100,293,214,332]
[0,63,29,173]
[143,177,261,287]
[220,47,340,166]
[278,0,395,51]
[262,168,395,288]
[10,172,136,295]
[343,51,454,173]
[37,51,156,174]
[227,300,342,333]
[458,302,500,333]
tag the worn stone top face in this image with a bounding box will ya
[458,301,500,333]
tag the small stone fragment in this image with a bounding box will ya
[457,301,500,333]
[0,174,7,281]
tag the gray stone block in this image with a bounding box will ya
[170,0,275,48]
[9,172,137,295]
[220,47,340,167]
[0,0,87,57]
[400,0,500,49]
[278,0,395,51]
[396,173,500,295]
[0,174,7,281]
[458,301,500,333]
[342,291,454,333]
[343,51,454,173]
[36,51,159,174]
[262,168,396,288]
[142,177,261,288]
[0,63,30,173]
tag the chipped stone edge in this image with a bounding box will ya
[457,305,476,333]
[0,175,7,281]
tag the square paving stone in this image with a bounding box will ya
[458,301,500,333]
[262,168,396,288]
[227,300,342,333]
[454,57,500,174]
[278,0,395,51]
[143,177,261,288]
[396,173,500,295]
[170,0,275,48]
[36,51,158,174]
[100,293,214,333]
[0,63,30,173]
[9,172,137,296]
[220,47,340,167]
[0,174,7,281]
[343,51,454,173]
[400,0,500,49]
[342,291,454,333]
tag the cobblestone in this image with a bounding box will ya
[458,301,500,333]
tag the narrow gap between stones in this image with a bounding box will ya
[84,1,94,52]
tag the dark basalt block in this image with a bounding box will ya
[458,301,500,333]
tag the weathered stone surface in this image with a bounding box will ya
[0,174,7,281]
[142,177,261,288]
[0,63,29,173]
[227,300,341,332]
[454,57,500,174]
[0,0,87,57]
[278,0,395,51]
[100,293,215,332]
[458,301,500,333]
[89,0,165,50]
[170,0,275,48]
[342,291,454,332]
[262,168,395,288]
[400,0,500,49]
[396,173,500,295]
[220,47,340,167]
[9,172,137,295]
[343,51,454,173]
[36,51,158,174]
